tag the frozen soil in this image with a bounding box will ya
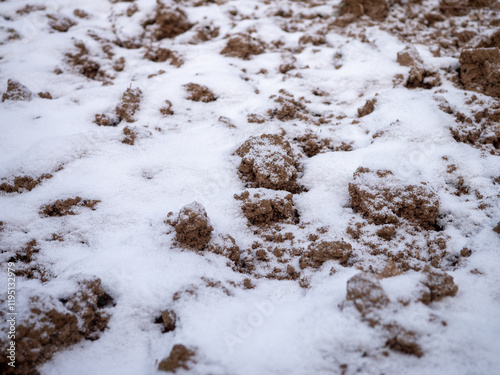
[0,0,499,374]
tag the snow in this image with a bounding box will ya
[1,0,500,374]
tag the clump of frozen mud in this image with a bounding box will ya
[0,278,113,375]
[459,48,500,97]
[48,14,75,32]
[0,174,52,193]
[66,43,106,81]
[396,47,441,89]
[184,83,217,102]
[339,0,390,21]
[299,241,352,268]
[2,79,32,102]
[39,197,100,217]
[94,113,121,127]
[168,202,214,250]
[220,33,266,60]
[158,344,197,372]
[116,87,142,122]
[358,98,377,117]
[145,3,192,40]
[419,265,458,305]
[235,189,296,226]
[144,48,183,67]
[349,167,440,230]
[236,134,302,193]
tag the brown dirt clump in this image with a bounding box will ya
[184,83,217,102]
[116,87,142,122]
[358,98,377,118]
[205,234,241,264]
[339,0,389,21]
[236,134,301,193]
[459,48,500,97]
[300,241,352,268]
[48,15,75,32]
[94,113,120,126]
[220,34,266,60]
[0,174,52,193]
[38,91,53,99]
[385,326,423,357]
[144,48,183,67]
[397,46,423,68]
[439,0,494,16]
[2,79,32,102]
[376,225,396,241]
[0,278,112,375]
[66,43,105,81]
[190,24,220,44]
[122,127,137,145]
[494,222,500,234]
[160,100,174,116]
[158,344,196,372]
[40,197,100,217]
[235,189,295,226]
[147,4,192,40]
[406,67,441,89]
[171,202,213,250]
[349,167,440,230]
[156,309,177,333]
[419,266,458,305]
[345,272,390,324]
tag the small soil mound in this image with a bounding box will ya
[406,67,441,89]
[40,197,100,217]
[494,222,500,234]
[0,278,112,375]
[339,0,389,21]
[116,87,142,122]
[205,234,241,263]
[358,98,377,118]
[190,24,220,44]
[0,174,52,193]
[94,113,120,126]
[66,43,105,81]
[171,202,213,250]
[348,167,440,230]
[156,309,177,333]
[385,325,423,357]
[158,344,196,372]
[122,127,137,145]
[459,48,500,97]
[220,33,266,60]
[147,4,192,40]
[419,266,458,305]
[236,134,301,193]
[345,272,390,323]
[48,14,75,32]
[299,241,352,268]
[235,189,295,226]
[2,79,32,102]
[144,48,183,67]
[38,91,53,99]
[160,100,174,116]
[184,83,217,102]
[397,46,423,67]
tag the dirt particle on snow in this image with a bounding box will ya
[144,48,183,67]
[0,174,52,193]
[376,225,396,241]
[349,167,440,230]
[378,259,402,278]
[122,126,137,145]
[493,222,500,234]
[459,48,500,97]
[156,309,177,333]
[66,42,105,81]
[190,24,220,44]
[94,113,120,126]
[235,189,296,226]
[38,91,53,99]
[146,4,192,40]
[113,57,126,72]
[160,100,174,116]
[158,344,197,372]
[184,83,217,102]
[385,325,423,357]
[220,33,266,60]
[397,46,423,67]
[40,197,100,217]
[170,202,214,250]
[2,79,32,102]
[236,133,302,193]
[345,272,390,325]
[116,87,142,122]
[73,9,89,19]
[247,113,266,124]
[406,67,441,89]
[0,278,112,374]
[339,0,389,21]
[358,98,377,118]
[300,241,352,268]
[419,266,458,305]
[205,234,241,264]
[48,14,75,32]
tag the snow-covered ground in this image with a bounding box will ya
[1,0,500,374]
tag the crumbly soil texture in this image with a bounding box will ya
[1,0,499,374]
